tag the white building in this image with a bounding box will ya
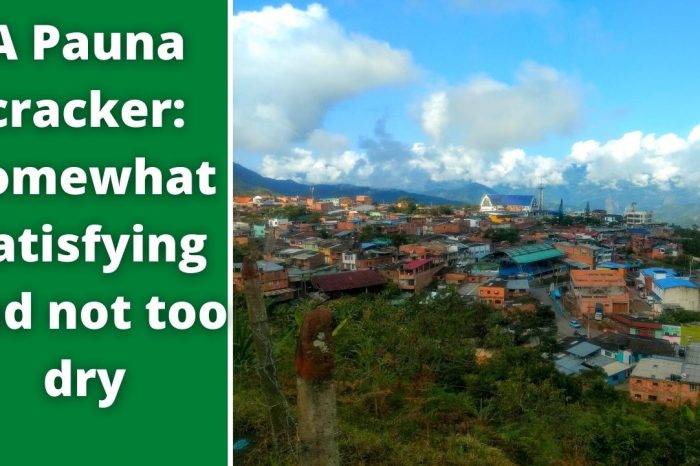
[624,209,653,225]
[268,218,289,228]
[480,194,536,214]
[652,278,700,311]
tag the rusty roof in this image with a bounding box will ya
[311,270,386,293]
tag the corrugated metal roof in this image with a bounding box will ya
[655,278,700,289]
[601,361,631,376]
[631,358,682,380]
[506,279,529,290]
[311,270,386,293]
[233,260,284,273]
[555,355,589,375]
[684,344,700,365]
[566,341,601,358]
[404,258,432,271]
[609,314,661,330]
[590,333,673,356]
[501,244,565,264]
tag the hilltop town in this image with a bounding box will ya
[234,190,700,463]
[235,190,700,403]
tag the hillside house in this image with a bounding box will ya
[629,346,700,406]
[651,278,700,311]
[569,269,630,318]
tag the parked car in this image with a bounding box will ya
[569,319,582,329]
[594,303,603,321]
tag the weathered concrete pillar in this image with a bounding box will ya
[296,308,340,466]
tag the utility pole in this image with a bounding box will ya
[296,308,340,466]
[242,257,293,452]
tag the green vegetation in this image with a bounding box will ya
[484,228,520,244]
[391,197,417,214]
[233,241,261,262]
[677,227,700,258]
[234,289,700,465]
[659,308,700,325]
[430,205,455,216]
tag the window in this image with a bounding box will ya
[635,379,642,384]
[652,382,658,386]
[691,384,698,392]
[634,394,642,399]
[648,395,657,401]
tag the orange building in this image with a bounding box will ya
[569,269,630,318]
[478,282,507,308]
[399,244,428,259]
[233,195,253,205]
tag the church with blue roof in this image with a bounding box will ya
[479,193,537,214]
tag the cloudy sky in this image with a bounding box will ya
[234,1,700,191]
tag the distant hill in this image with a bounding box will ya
[233,162,700,225]
[233,163,460,205]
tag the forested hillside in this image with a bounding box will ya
[234,289,700,465]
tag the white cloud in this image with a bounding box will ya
[567,125,700,190]
[419,62,581,150]
[260,147,365,185]
[258,121,565,190]
[233,3,416,152]
[409,144,564,187]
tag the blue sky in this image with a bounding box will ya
[233,1,700,191]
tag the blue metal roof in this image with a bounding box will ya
[566,341,601,358]
[555,355,589,375]
[485,194,535,207]
[641,267,677,277]
[655,278,700,289]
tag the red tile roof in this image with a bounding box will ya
[311,270,386,293]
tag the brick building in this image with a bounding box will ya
[569,269,630,318]
[629,349,700,407]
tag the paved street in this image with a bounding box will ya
[530,285,601,339]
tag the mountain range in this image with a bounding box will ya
[234,163,700,226]
[234,162,459,205]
